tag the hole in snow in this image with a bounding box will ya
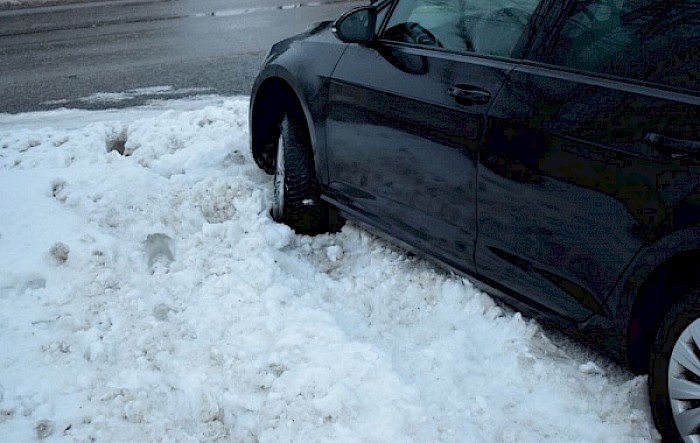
[106,127,129,156]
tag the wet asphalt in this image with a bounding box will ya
[0,0,365,113]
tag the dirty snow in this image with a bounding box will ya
[0,97,660,442]
[42,86,217,107]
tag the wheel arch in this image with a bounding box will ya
[250,74,318,175]
[611,228,700,373]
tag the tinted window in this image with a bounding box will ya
[544,0,700,91]
[381,0,540,57]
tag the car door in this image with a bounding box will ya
[326,0,542,273]
[476,0,700,321]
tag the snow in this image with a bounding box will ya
[42,86,217,107]
[0,96,660,442]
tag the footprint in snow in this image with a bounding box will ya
[145,233,174,272]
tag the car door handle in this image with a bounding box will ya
[644,133,700,158]
[447,85,491,105]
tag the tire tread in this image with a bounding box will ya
[277,108,341,235]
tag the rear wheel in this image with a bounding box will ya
[650,289,700,443]
[271,108,342,235]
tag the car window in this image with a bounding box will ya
[380,0,540,57]
[542,0,700,91]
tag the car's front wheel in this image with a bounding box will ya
[650,289,700,443]
[271,108,341,235]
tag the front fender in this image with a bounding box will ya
[250,25,347,185]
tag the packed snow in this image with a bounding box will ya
[0,96,660,442]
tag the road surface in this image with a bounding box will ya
[0,0,365,113]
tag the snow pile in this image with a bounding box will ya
[0,97,659,442]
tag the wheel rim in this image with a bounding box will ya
[669,318,700,443]
[272,135,285,221]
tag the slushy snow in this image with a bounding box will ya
[0,96,660,442]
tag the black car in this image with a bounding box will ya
[249,0,699,440]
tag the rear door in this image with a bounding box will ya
[476,0,700,321]
[326,0,542,273]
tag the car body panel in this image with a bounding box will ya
[607,226,700,327]
[326,43,515,273]
[250,21,348,183]
[476,63,700,322]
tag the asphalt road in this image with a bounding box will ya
[0,0,365,113]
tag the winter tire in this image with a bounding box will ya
[650,289,700,443]
[271,108,342,235]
